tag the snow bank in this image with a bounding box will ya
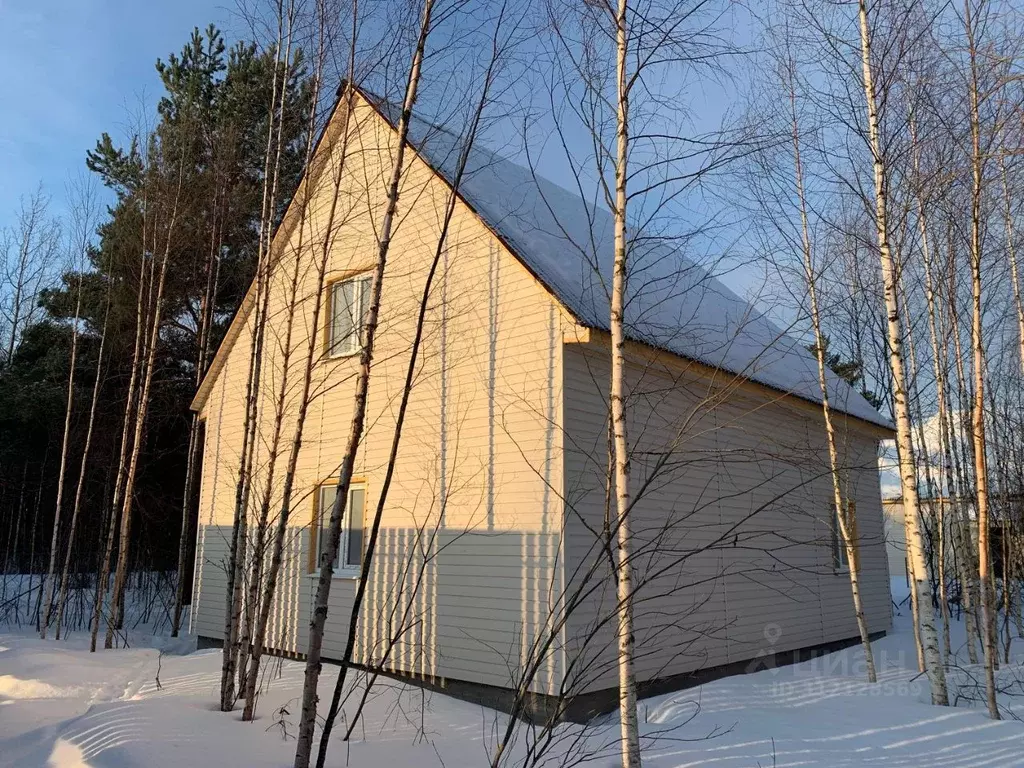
[0,674,78,700]
[1,601,1022,767]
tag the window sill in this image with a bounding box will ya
[326,350,362,361]
[307,571,361,580]
[833,566,850,575]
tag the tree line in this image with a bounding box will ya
[0,24,311,640]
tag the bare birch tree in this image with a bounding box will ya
[105,158,186,648]
[221,0,301,708]
[240,0,349,720]
[310,9,520,762]
[856,0,948,705]
[607,0,642,761]
[90,186,150,652]
[0,187,61,367]
[55,282,111,640]
[292,0,437,760]
[779,38,877,682]
[41,176,99,639]
[960,0,1000,718]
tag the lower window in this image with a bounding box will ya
[832,502,852,571]
[317,482,366,573]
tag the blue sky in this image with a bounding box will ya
[0,0,238,230]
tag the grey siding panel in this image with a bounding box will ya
[192,523,313,655]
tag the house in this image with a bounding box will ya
[884,495,1017,595]
[189,87,894,718]
[882,496,962,589]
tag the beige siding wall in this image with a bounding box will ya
[191,98,566,694]
[561,345,892,694]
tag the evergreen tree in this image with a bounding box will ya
[0,25,311,623]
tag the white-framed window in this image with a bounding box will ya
[328,274,372,357]
[832,502,851,571]
[316,482,366,574]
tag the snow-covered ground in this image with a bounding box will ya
[2,581,1023,767]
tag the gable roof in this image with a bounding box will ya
[194,87,892,433]
[361,89,893,431]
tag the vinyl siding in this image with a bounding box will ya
[561,344,892,694]
[191,91,893,702]
[191,96,566,694]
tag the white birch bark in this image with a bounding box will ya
[918,205,968,661]
[909,108,977,663]
[106,183,180,648]
[612,0,641,763]
[292,5,434,764]
[90,227,149,653]
[55,291,111,640]
[242,13,349,718]
[857,0,947,706]
[314,39,503,757]
[1000,157,1024,379]
[39,276,83,639]
[221,5,293,708]
[962,0,999,718]
[786,61,876,682]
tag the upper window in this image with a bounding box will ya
[316,482,366,573]
[328,274,372,357]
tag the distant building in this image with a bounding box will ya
[883,495,1018,594]
[882,497,963,588]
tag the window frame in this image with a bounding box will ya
[314,480,367,578]
[832,500,854,573]
[326,273,372,359]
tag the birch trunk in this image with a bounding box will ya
[916,165,979,663]
[292,6,434,762]
[900,266,949,660]
[1002,158,1024,378]
[90,205,151,653]
[908,549,925,672]
[238,194,309,698]
[787,65,876,682]
[857,0,947,706]
[105,199,178,648]
[55,293,111,640]
[943,243,983,653]
[314,48,501,759]
[31,471,45,629]
[241,38,340,721]
[172,209,220,637]
[1002,514,1012,663]
[234,20,298,689]
[239,191,306,719]
[963,0,999,718]
[9,466,27,614]
[1003,162,1024,642]
[40,277,83,639]
[220,287,262,707]
[612,0,641,763]
[221,7,293,708]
